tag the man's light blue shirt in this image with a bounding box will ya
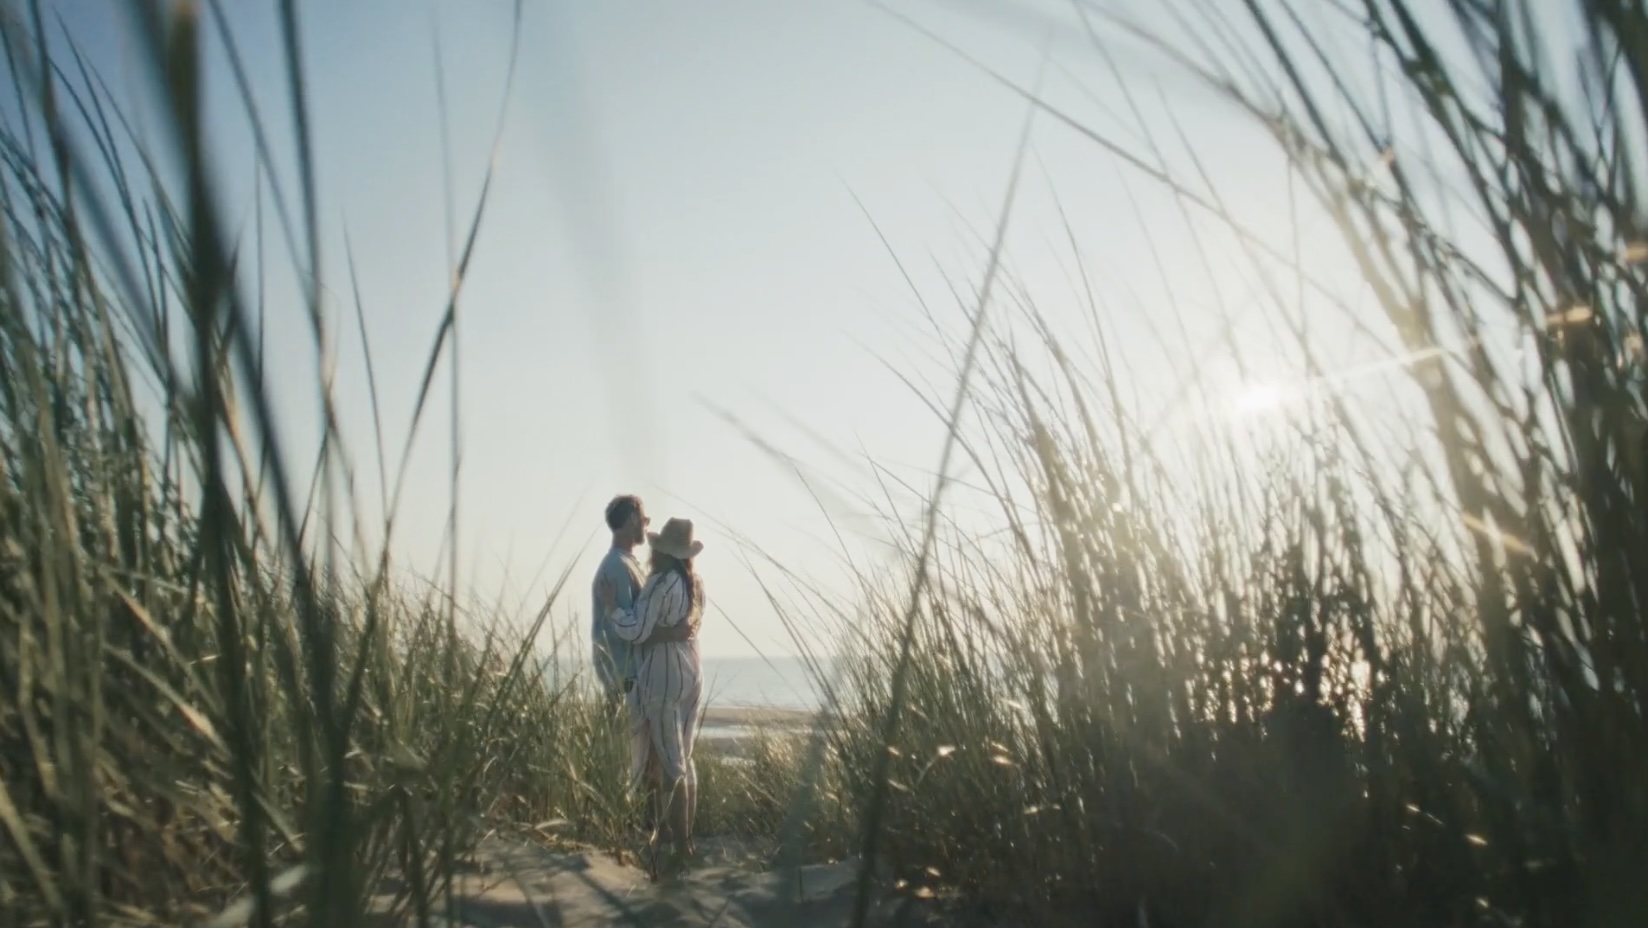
[591,546,643,696]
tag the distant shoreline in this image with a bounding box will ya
[700,704,820,729]
[696,704,830,762]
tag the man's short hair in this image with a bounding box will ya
[604,495,641,531]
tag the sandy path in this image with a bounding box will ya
[371,834,932,928]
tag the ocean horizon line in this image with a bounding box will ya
[545,654,842,711]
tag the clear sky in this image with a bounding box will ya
[17,0,1479,658]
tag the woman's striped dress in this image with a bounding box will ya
[608,569,704,791]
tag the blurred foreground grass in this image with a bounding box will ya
[810,3,1648,927]
[0,3,661,924]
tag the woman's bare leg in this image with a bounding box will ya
[682,691,701,857]
[683,760,697,857]
[649,705,694,877]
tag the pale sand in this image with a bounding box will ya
[370,831,939,928]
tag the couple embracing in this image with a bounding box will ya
[590,495,706,880]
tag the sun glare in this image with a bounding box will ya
[1230,383,1288,417]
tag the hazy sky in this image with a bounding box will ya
[18,0,1461,658]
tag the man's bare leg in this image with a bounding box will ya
[642,750,661,833]
[661,776,690,877]
[646,756,666,875]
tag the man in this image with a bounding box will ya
[592,495,648,705]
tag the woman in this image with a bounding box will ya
[600,516,704,879]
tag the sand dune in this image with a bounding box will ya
[364,706,879,926]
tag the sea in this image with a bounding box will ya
[696,655,831,710]
[545,654,833,748]
[546,654,832,711]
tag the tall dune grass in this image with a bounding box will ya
[814,2,1648,926]
[0,4,651,925]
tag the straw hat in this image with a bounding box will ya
[648,517,704,560]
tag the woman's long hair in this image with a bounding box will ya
[649,550,696,611]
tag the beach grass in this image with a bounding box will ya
[2,1,1647,927]
[0,3,755,924]
[799,2,1648,926]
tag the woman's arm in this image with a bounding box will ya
[606,572,686,644]
[652,576,704,642]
